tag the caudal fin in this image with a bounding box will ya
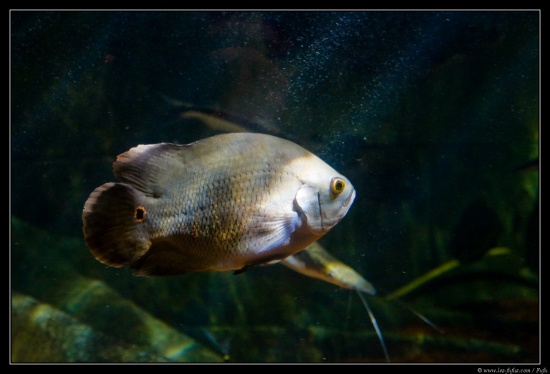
[82,182,151,268]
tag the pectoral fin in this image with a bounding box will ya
[250,204,299,255]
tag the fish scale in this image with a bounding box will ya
[142,169,294,270]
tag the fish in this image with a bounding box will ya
[281,242,389,361]
[162,95,281,136]
[82,133,355,276]
[281,241,376,295]
[282,242,443,362]
[180,110,249,134]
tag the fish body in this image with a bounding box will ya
[82,133,355,276]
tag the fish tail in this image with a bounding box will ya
[82,182,151,268]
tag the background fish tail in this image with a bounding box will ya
[82,182,151,267]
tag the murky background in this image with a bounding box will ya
[11,11,539,363]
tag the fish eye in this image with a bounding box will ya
[330,177,346,195]
[134,206,147,222]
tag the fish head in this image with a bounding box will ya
[294,169,355,235]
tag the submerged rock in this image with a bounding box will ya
[11,217,222,363]
[12,293,167,362]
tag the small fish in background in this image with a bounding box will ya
[281,241,376,295]
[199,47,289,129]
[162,46,288,136]
[161,95,282,136]
[281,242,390,362]
[82,133,355,276]
[284,242,443,362]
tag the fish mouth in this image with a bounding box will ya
[319,188,355,232]
[343,189,356,208]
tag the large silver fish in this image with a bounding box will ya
[82,133,355,276]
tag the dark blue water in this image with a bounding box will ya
[11,11,539,363]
